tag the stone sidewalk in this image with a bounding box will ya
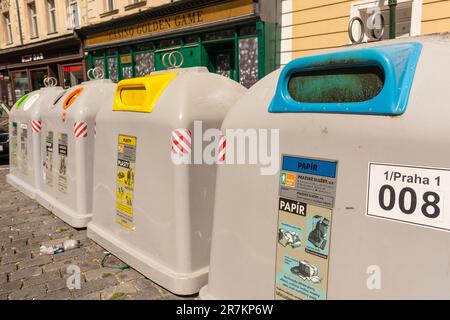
[0,164,196,300]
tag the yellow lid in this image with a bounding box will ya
[113,73,177,113]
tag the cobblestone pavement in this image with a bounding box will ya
[0,163,197,300]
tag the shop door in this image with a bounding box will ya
[209,48,236,81]
[30,68,48,91]
[204,42,236,81]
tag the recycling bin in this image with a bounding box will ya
[35,79,116,228]
[200,36,450,300]
[7,85,65,199]
[87,67,246,295]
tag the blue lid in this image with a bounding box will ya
[269,42,422,115]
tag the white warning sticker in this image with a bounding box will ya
[367,163,450,232]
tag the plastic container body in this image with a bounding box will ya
[200,36,450,300]
[35,80,116,228]
[7,87,65,199]
[87,68,246,295]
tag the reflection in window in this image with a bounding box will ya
[94,59,106,75]
[239,37,259,88]
[12,71,30,100]
[30,69,47,91]
[122,66,133,79]
[107,56,119,83]
[215,54,231,79]
[63,65,83,88]
[135,52,155,77]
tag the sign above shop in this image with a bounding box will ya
[86,0,255,48]
[21,53,44,63]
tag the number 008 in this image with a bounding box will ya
[378,185,440,218]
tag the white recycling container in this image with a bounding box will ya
[7,80,64,199]
[87,67,246,295]
[200,35,450,300]
[35,76,116,228]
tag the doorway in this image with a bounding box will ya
[205,43,236,81]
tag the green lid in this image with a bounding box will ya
[15,94,30,110]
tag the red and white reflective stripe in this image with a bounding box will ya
[31,120,42,134]
[74,122,88,138]
[171,129,192,155]
[217,134,227,164]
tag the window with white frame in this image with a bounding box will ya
[2,11,13,44]
[350,0,422,43]
[47,0,57,34]
[67,0,80,29]
[28,2,39,38]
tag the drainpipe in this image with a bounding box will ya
[388,0,397,39]
[15,0,24,45]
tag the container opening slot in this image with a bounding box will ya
[53,91,67,106]
[288,65,385,104]
[63,88,84,110]
[119,85,147,108]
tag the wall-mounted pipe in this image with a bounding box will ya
[15,0,24,45]
[388,0,397,39]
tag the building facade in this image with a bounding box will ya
[0,0,282,107]
[78,0,281,88]
[281,0,450,64]
[0,0,86,107]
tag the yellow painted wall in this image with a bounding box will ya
[284,0,450,60]
[422,0,450,34]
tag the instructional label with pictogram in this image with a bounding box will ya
[11,122,18,168]
[115,135,137,230]
[20,123,29,175]
[43,131,54,187]
[275,155,338,301]
[58,133,68,193]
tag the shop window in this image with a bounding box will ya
[184,35,198,45]
[63,65,84,88]
[350,0,421,42]
[47,0,57,34]
[134,51,155,77]
[204,30,234,41]
[239,25,257,36]
[28,2,39,39]
[215,54,232,79]
[12,71,30,100]
[122,66,133,79]
[30,69,48,91]
[3,12,13,44]
[158,38,181,49]
[239,37,259,89]
[134,43,155,52]
[93,58,106,75]
[107,56,119,83]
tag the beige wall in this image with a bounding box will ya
[0,0,178,49]
[281,0,450,63]
[82,0,174,26]
[0,0,75,49]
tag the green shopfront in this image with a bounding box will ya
[81,0,280,88]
